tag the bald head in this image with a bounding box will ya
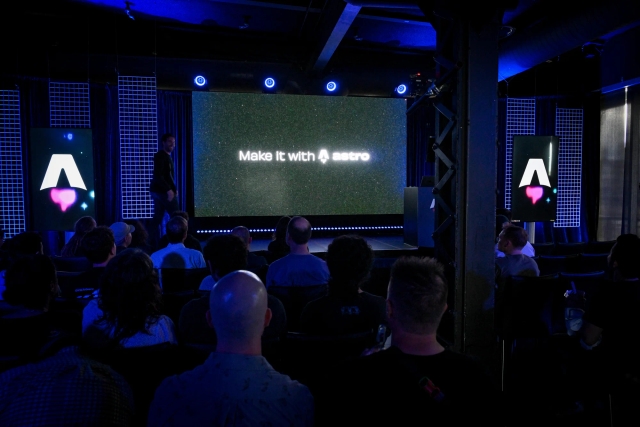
[209,270,270,345]
[287,216,312,245]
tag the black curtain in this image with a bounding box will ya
[406,98,435,187]
[157,90,193,218]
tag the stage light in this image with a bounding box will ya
[194,76,207,87]
[326,81,337,92]
[264,77,275,89]
[396,84,407,95]
[65,133,74,141]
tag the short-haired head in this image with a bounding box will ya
[203,234,247,278]
[166,216,188,244]
[171,210,189,222]
[388,256,448,335]
[3,254,58,310]
[287,216,312,245]
[231,226,251,245]
[6,231,43,255]
[326,235,373,297]
[161,133,175,143]
[81,226,116,264]
[610,233,640,279]
[499,225,528,249]
[209,270,268,343]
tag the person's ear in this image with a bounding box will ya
[110,243,117,257]
[206,310,214,329]
[264,307,272,328]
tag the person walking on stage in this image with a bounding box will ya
[149,133,178,248]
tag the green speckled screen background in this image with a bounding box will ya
[193,92,406,217]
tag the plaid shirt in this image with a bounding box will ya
[0,346,134,426]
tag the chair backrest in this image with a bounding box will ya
[267,284,328,332]
[280,329,377,382]
[531,242,556,256]
[158,267,210,293]
[577,252,609,273]
[536,254,580,275]
[51,256,92,272]
[498,274,560,340]
[555,242,587,256]
[584,240,616,254]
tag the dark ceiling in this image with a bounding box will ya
[4,0,640,96]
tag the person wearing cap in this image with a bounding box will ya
[110,222,135,254]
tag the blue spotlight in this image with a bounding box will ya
[65,133,74,141]
[396,84,407,95]
[194,75,207,87]
[326,81,337,92]
[264,77,275,89]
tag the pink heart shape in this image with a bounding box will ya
[50,188,77,212]
[525,186,543,204]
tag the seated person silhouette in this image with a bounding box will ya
[74,226,117,298]
[266,215,291,262]
[157,211,202,253]
[231,225,268,276]
[150,216,206,271]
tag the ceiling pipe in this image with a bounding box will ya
[498,0,640,81]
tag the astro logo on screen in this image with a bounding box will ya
[40,154,87,212]
[518,158,550,205]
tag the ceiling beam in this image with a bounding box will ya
[308,1,361,76]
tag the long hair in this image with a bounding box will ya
[60,216,96,257]
[97,249,163,341]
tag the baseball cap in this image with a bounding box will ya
[110,222,135,243]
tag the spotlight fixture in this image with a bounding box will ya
[194,75,207,87]
[395,84,407,95]
[326,81,337,92]
[264,77,275,89]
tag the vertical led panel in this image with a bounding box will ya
[505,98,536,210]
[0,90,25,238]
[49,82,91,128]
[554,108,583,228]
[118,76,157,219]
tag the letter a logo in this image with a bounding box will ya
[40,154,87,190]
[518,158,550,188]
[318,149,329,164]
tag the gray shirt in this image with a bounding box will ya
[148,352,314,427]
[495,254,540,288]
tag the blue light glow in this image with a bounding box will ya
[194,76,207,87]
[89,190,95,198]
[326,81,337,92]
[66,133,73,141]
[81,202,88,210]
[396,84,407,95]
[264,77,275,89]
[553,188,557,194]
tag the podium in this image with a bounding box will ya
[403,187,435,248]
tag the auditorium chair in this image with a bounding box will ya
[576,252,609,274]
[535,254,580,276]
[531,242,556,256]
[278,329,378,383]
[51,256,92,272]
[584,240,616,254]
[267,284,328,332]
[158,267,210,293]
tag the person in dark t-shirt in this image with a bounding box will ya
[310,256,501,426]
[149,133,179,248]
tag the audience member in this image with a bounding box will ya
[231,225,268,274]
[60,216,96,257]
[310,256,499,425]
[124,218,155,255]
[150,216,206,270]
[0,345,135,426]
[495,225,539,288]
[0,231,44,301]
[494,214,535,258]
[73,226,117,297]
[157,211,202,253]
[180,234,286,346]
[267,215,291,262]
[110,222,135,254]
[266,216,329,288]
[300,234,386,335]
[82,248,178,348]
[580,233,640,420]
[149,270,313,426]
